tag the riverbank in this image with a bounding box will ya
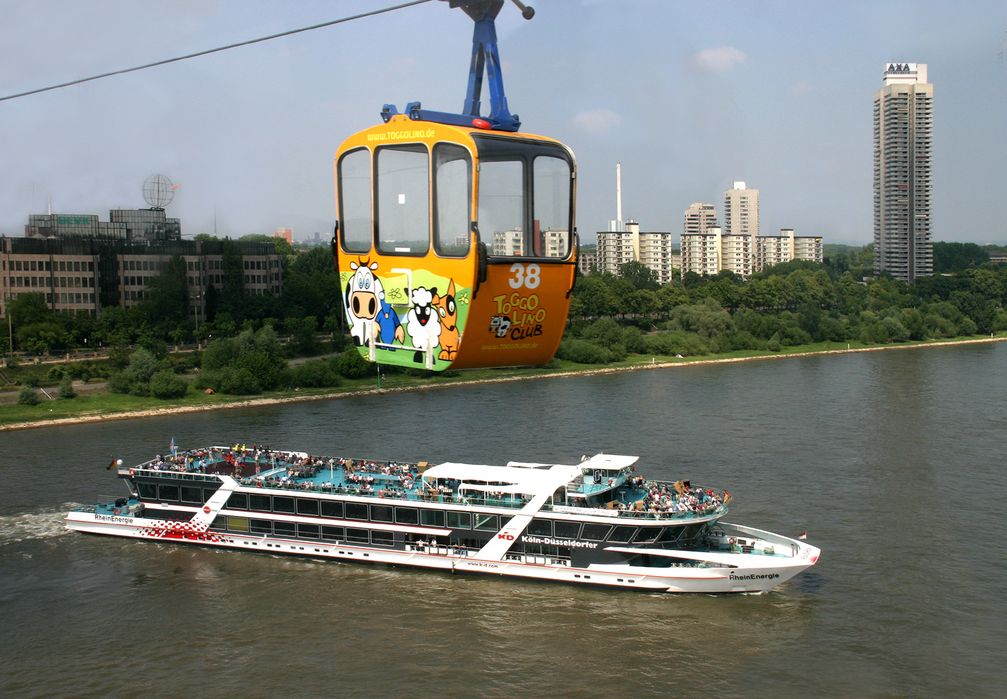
[2,334,1004,432]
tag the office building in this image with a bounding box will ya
[109,209,181,241]
[27,209,180,242]
[873,62,933,282]
[1,237,282,318]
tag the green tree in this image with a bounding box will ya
[932,242,988,273]
[618,261,659,290]
[17,385,39,405]
[7,293,51,327]
[240,233,294,257]
[58,375,77,399]
[110,347,162,395]
[333,348,372,379]
[199,326,286,392]
[218,241,246,319]
[290,246,333,276]
[149,369,188,399]
[570,275,617,318]
[285,316,320,356]
[137,256,189,329]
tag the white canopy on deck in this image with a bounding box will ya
[422,462,583,496]
[578,454,639,472]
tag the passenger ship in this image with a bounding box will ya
[66,445,820,593]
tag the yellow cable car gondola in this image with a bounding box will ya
[333,0,577,371]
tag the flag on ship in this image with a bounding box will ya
[170,436,177,457]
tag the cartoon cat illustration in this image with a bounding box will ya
[433,280,460,361]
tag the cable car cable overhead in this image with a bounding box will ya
[0,0,433,103]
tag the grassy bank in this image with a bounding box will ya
[2,333,1004,431]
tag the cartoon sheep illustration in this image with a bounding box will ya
[405,286,442,364]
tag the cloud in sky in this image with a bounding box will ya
[572,108,622,135]
[791,80,813,96]
[691,46,747,74]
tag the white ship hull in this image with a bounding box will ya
[65,511,819,594]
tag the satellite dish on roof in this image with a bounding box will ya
[142,174,175,209]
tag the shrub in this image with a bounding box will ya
[201,337,238,370]
[107,371,133,394]
[556,338,614,364]
[282,361,340,388]
[642,331,710,357]
[59,375,77,399]
[620,326,646,354]
[17,386,39,405]
[219,367,262,395]
[582,318,624,346]
[235,350,283,390]
[123,348,161,385]
[333,348,372,379]
[149,369,188,399]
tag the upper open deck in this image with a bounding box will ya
[126,446,729,522]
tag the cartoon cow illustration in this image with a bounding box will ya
[345,259,381,346]
[433,280,460,361]
[405,286,442,364]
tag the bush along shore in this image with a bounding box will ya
[2,332,1004,431]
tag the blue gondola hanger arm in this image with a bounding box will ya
[387,0,534,131]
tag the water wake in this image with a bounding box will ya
[0,505,77,546]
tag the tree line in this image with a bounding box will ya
[561,244,1007,363]
[8,239,1007,402]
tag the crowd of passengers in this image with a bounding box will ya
[616,477,731,516]
[144,444,320,474]
[141,445,423,479]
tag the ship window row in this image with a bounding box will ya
[226,493,439,525]
[225,492,506,532]
[139,482,219,504]
[210,516,393,546]
[526,518,706,545]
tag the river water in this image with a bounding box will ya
[1,345,1004,697]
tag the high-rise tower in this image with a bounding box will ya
[723,182,759,278]
[873,62,933,282]
[683,202,718,235]
[723,181,759,237]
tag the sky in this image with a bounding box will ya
[1,0,1005,245]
